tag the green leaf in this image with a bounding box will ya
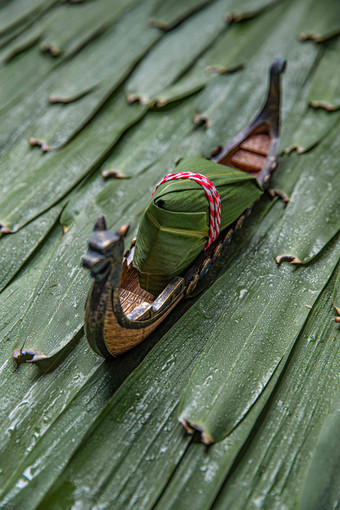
[0,91,146,232]
[0,23,43,64]
[133,156,262,294]
[0,332,167,509]
[308,39,340,111]
[98,93,202,178]
[0,0,56,37]
[225,0,285,22]
[27,0,161,150]
[178,146,340,442]
[150,2,287,107]
[0,224,62,346]
[199,4,320,157]
[298,0,340,42]
[38,0,140,58]
[0,203,63,291]
[281,104,340,155]
[126,0,228,105]
[333,268,340,319]
[275,127,340,265]
[210,262,340,509]
[300,384,340,510]
[0,43,58,114]
[149,0,212,30]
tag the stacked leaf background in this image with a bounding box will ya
[0,0,339,509]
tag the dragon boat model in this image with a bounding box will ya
[82,59,286,357]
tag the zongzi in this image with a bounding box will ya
[133,156,263,295]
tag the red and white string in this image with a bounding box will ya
[152,172,221,249]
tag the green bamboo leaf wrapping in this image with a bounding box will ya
[133,157,263,294]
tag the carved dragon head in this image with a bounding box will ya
[82,215,129,282]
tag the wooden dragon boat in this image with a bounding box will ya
[82,59,286,358]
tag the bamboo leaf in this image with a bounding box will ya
[0,226,61,346]
[47,0,161,102]
[38,0,140,58]
[98,93,201,179]
[333,268,340,320]
[150,0,212,30]
[300,385,340,510]
[275,127,340,265]
[281,104,340,155]
[27,0,161,149]
[0,24,43,64]
[150,2,287,107]
[0,339,165,509]
[178,224,340,443]
[308,39,340,111]
[0,0,56,37]
[198,1,320,157]
[0,91,146,232]
[226,0,285,22]
[0,44,58,114]
[298,0,340,42]
[126,0,228,105]
[0,203,63,291]
[210,262,340,509]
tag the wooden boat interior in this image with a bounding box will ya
[218,128,271,177]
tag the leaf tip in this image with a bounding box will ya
[275,254,303,266]
[148,18,169,31]
[180,418,214,445]
[101,170,129,180]
[13,349,47,363]
[0,222,11,234]
[310,100,338,112]
[29,137,51,152]
[194,113,209,127]
[40,42,61,57]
